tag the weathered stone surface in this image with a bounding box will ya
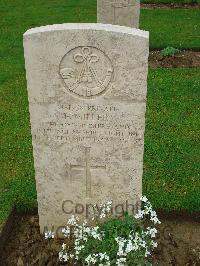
[23,23,149,232]
[97,0,140,28]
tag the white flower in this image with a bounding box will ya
[85,252,110,265]
[62,226,70,238]
[150,216,161,225]
[140,195,148,202]
[84,227,91,234]
[150,210,157,217]
[99,200,113,219]
[125,239,134,253]
[116,257,126,266]
[68,215,78,226]
[100,213,106,219]
[62,243,66,250]
[44,230,55,239]
[89,226,102,240]
[59,250,68,262]
[140,240,147,248]
[145,249,151,257]
[151,240,158,249]
[85,254,97,265]
[134,209,144,219]
[150,210,161,224]
[115,237,127,256]
[144,205,152,214]
[146,227,158,238]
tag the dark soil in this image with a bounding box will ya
[141,3,200,9]
[149,50,200,68]
[0,213,200,266]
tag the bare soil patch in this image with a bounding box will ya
[141,3,200,9]
[149,50,200,68]
[0,213,200,266]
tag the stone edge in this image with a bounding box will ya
[23,23,149,39]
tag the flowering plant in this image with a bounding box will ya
[46,196,160,265]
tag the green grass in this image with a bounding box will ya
[0,74,37,224]
[1,1,199,89]
[144,69,200,212]
[142,0,199,4]
[141,9,200,49]
[0,0,200,224]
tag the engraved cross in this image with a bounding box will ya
[68,147,106,198]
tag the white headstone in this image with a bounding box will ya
[97,0,140,28]
[23,23,149,232]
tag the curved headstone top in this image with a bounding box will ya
[24,23,147,38]
[23,23,149,233]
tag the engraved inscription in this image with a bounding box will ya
[59,46,113,99]
[67,147,106,198]
[34,104,144,145]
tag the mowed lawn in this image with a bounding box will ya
[0,0,200,224]
[1,0,199,84]
[142,0,200,3]
[145,69,200,212]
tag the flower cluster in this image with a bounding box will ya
[134,196,161,225]
[115,227,158,265]
[91,200,113,220]
[59,213,105,264]
[85,253,110,265]
[45,196,160,265]
[99,200,112,219]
